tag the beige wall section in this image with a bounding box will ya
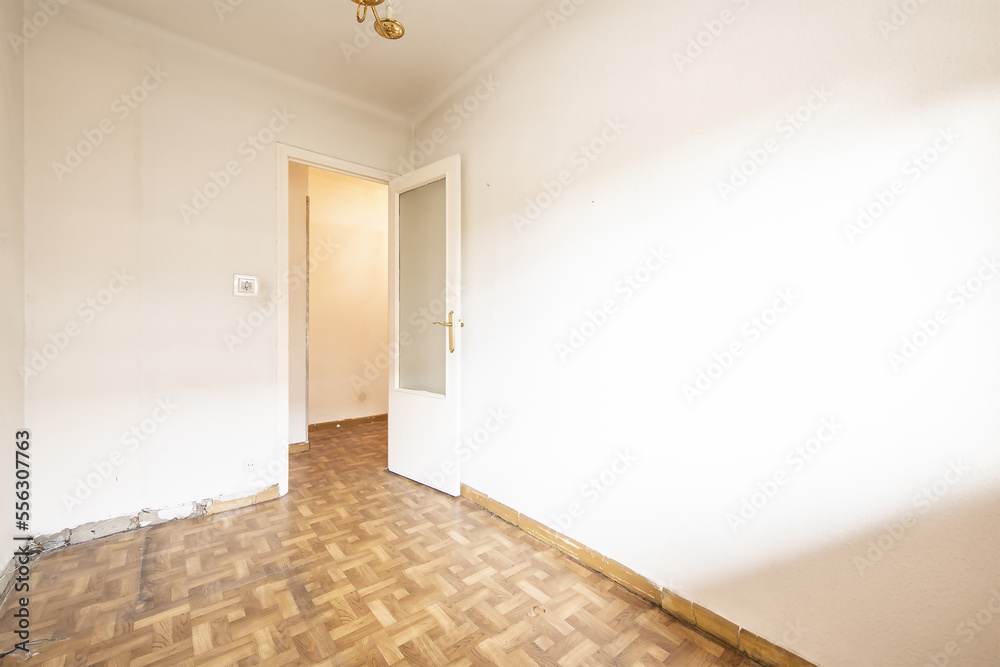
[0,0,25,589]
[307,168,388,424]
[23,3,409,536]
[288,162,309,445]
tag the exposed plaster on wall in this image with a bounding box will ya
[29,485,278,554]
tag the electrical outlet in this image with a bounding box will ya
[244,458,257,472]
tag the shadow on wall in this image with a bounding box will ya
[692,486,1000,667]
[638,1,1000,167]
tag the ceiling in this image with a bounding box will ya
[88,0,549,122]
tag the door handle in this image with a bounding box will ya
[432,310,464,353]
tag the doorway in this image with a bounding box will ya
[276,146,463,498]
[277,146,394,464]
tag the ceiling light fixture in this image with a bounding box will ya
[350,0,404,40]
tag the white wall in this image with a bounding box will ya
[415,2,1000,666]
[0,0,25,577]
[288,161,308,445]
[22,0,409,535]
[307,168,388,424]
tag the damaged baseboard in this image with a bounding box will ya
[33,484,281,550]
[459,484,817,667]
[0,485,279,612]
[0,561,14,610]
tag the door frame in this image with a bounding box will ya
[275,143,395,495]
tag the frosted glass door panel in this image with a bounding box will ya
[398,178,446,395]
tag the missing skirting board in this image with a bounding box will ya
[0,485,280,609]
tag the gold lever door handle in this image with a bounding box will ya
[432,311,464,353]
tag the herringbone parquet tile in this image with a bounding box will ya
[0,420,761,666]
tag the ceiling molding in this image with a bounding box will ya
[410,6,549,127]
[64,0,413,127]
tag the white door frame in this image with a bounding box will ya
[274,143,395,495]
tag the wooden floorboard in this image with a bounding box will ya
[0,421,762,666]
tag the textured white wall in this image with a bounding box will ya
[307,168,388,424]
[414,2,1000,665]
[22,1,409,535]
[0,0,25,574]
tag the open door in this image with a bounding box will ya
[388,155,462,495]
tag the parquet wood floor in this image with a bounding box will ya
[0,421,762,666]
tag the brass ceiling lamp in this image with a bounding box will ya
[350,0,404,40]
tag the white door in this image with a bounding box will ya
[388,155,462,495]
